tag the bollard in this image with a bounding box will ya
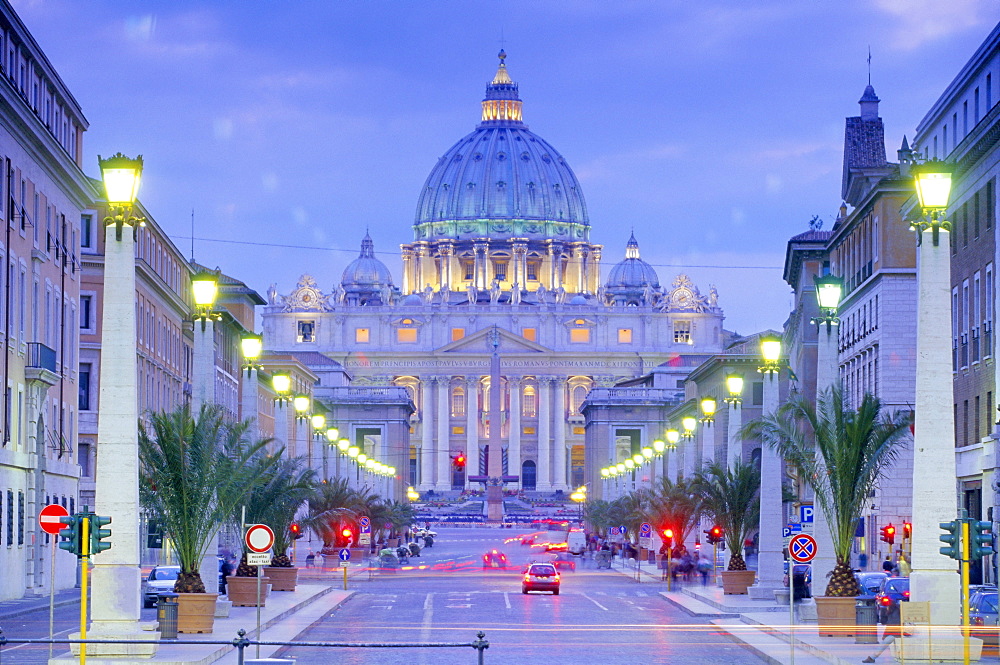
[854,598,878,644]
[157,592,179,639]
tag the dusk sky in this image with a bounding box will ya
[11,0,1000,335]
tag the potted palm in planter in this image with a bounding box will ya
[139,405,276,632]
[743,387,909,634]
[227,554,272,607]
[304,478,363,567]
[696,461,760,594]
[647,476,702,563]
[260,458,317,591]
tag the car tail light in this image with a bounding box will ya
[554,574,560,582]
[903,591,910,598]
[973,616,984,626]
[524,574,531,582]
[879,597,890,606]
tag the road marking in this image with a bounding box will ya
[446,604,471,608]
[503,592,511,609]
[635,591,648,596]
[423,593,433,610]
[583,594,609,611]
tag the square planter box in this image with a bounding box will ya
[177,593,219,634]
[226,576,271,607]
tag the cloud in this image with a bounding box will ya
[874,0,992,50]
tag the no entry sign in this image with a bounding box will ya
[39,504,69,535]
[788,533,817,563]
[245,524,275,553]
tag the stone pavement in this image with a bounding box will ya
[0,587,79,622]
[611,556,999,664]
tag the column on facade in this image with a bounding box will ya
[548,243,563,291]
[509,377,522,488]
[589,247,602,294]
[439,242,453,292]
[419,378,434,491]
[574,245,586,294]
[749,371,784,599]
[415,245,429,291]
[401,247,414,294]
[465,377,479,484]
[435,377,451,491]
[553,378,568,490]
[537,377,552,491]
[512,240,528,292]
[474,241,489,291]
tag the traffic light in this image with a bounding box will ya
[940,520,960,560]
[57,514,81,556]
[903,522,912,540]
[453,454,466,469]
[662,528,673,549]
[705,525,724,545]
[971,520,994,559]
[880,523,896,546]
[290,522,303,539]
[90,514,112,555]
[342,528,353,539]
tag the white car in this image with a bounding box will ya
[142,565,180,607]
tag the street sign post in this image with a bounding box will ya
[786,532,817,665]
[339,548,351,590]
[800,505,814,524]
[38,503,68,659]
[360,516,371,535]
[247,552,271,566]
[360,533,372,546]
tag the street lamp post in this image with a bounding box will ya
[748,334,785,600]
[293,394,311,473]
[810,273,843,598]
[240,331,263,438]
[191,269,220,412]
[908,160,963,631]
[724,373,744,470]
[700,396,717,468]
[89,154,156,655]
[665,428,680,480]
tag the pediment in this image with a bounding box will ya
[438,327,550,354]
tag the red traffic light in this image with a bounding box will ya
[290,522,300,535]
[453,454,467,468]
[880,523,896,545]
[903,522,912,539]
[342,528,353,538]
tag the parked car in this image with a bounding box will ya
[875,576,910,624]
[968,590,999,648]
[855,571,889,600]
[547,551,576,571]
[522,562,560,595]
[142,565,180,608]
[782,562,812,598]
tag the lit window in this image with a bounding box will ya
[402,318,412,325]
[452,386,466,417]
[297,320,315,343]
[522,385,537,417]
[673,320,692,344]
[618,328,632,343]
[570,328,590,343]
[522,328,536,341]
[462,261,474,281]
[575,319,585,325]
[397,328,418,343]
[571,385,587,414]
[451,328,465,341]
[355,328,370,343]
[526,262,540,281]
[493,261,508,281]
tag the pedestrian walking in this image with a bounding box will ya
[897,553,910,577]
[881,556,894,573]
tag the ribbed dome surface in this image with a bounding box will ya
[415,126,589,227]
[342,233,393,288]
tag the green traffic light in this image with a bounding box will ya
[939,520,960,560]
[90,514,113,554]
[972,520,994,559]
[57,514,81,556]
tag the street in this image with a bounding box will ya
[281,526,763,664]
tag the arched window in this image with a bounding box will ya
[571,385,588,415]
[451,386,465,417]
[522,385,537,418]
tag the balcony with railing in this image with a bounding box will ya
[582,387,682,407]
[25,342,58,386]
[324,386,414,406]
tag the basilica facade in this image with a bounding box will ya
[262,53,732,495]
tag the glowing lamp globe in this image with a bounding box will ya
[99,153,143,205]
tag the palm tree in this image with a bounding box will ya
[303,478,366,554]
[646,476,702,555]
[139,405,277,593]
[695,460,760,570]
[742,387,910,596]
[238,455,317,566]
[583,499,614,535]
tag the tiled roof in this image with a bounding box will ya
[788,230,832,242]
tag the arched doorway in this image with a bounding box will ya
[521,460,536,491]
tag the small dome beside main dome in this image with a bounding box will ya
[606,233,660,290]
[342,233,393,289]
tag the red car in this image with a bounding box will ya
[522,563,560,595]
[482,549,508,569]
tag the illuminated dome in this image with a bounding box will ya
[414,51,590,243]
[341,233,393,305]
[606,234,659,289]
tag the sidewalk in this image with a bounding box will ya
[610,558,995,665]
[0,588,79,622]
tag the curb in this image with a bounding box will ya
[0,596,78,622]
